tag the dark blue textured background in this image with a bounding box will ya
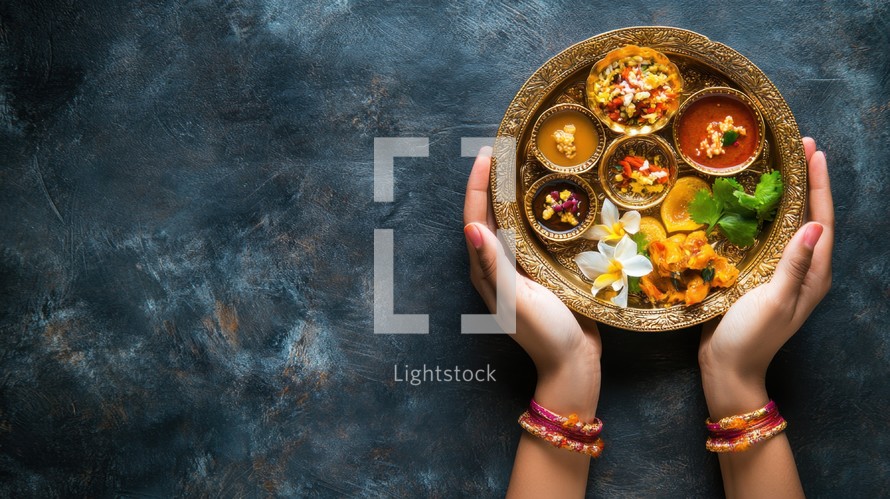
[1,1,888,496]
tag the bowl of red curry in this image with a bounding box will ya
[672,87,765,176]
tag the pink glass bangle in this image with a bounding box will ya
[518,411,604,458]
[706,400,778,432]
[709,412,784,440]
[518,399,604,457]
[706,420,787,453]
[524,409,602,443]
[705,400,787,453]
[529,398,603,437]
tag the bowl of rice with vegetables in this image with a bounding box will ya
[586,45,684,136]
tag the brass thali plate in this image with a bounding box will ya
[490,27,807,332]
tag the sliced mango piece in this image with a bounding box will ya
[638,216,667,244]
[661,176,710,233]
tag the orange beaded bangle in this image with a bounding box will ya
[518,399,604,457]
[705,400,787,453]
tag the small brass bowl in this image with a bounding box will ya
[524,173,599,242]
[598,134,678,210]
[672,87,765,177]
[530,103,605,174]
[586,45,684,136]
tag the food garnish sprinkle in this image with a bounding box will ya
[542,189,582,227]
[613,153,670,195]
[552,124,578,159]
[697,115,747,158]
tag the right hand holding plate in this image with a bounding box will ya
[698,137,834,417]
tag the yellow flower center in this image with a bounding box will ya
[611,222,626,237]
[607,259,623,274]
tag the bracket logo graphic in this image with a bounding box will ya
[373,137,517,335]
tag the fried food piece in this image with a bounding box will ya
[649,235,687,276]
[684,275,710,305]
[641,230,739,306]
[711,256,740,288]
[683,231,717,270]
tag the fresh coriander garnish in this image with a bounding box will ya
[627,276,642,293]
[688,171,784,247]
[701,265,715,283]
[734,170,784,222]
[722,130,740,147]
[630,231,650,256]
[626,232,650,294]
[670,272,683,290]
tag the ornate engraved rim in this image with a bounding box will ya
[490,27,807,332]
[598,134,678,210]
[672,86,766,177]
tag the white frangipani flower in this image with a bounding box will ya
[584,198,640,243]
[574,235,653,308]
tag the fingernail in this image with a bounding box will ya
[803,222,823,250]
[479,146,493,158]
[464,223,483,250]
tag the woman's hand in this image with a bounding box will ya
[699,137,833,499]
[464,147,600,498]
[699,137,834,416]
[463,147,601,417]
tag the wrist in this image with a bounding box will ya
[701,367,768,421]
[534,355,600,421]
